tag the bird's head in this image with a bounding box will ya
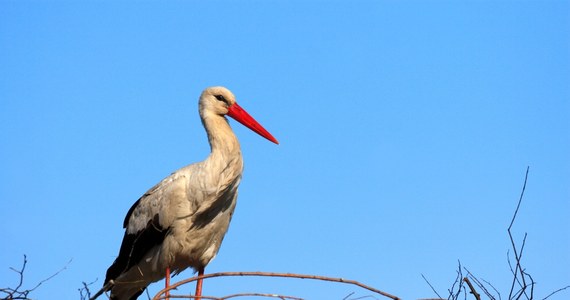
[200,86,237,116]
[199,86,279,144]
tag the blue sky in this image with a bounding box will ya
[1,1,569,299]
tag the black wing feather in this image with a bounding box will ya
[105,210,168,286]
[123,198,141,228]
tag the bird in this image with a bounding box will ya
[102,86,278,300]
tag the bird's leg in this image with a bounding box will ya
[195,267,205,300]
[165,267,171,299]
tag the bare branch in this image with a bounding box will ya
[463,277,480,300]
[79,279,98,300]
[160,293,304,300]
[448,261,464,300]
[480,278,501,300]
[526,272,535,300]
[463,268,496,300]
[508,167,529,231]
[342,292,380,300]
[1,254,28,299]
[1,255,70,300]
[222,293,304,300]
[151,271,400,300]
[31,258,72,293]
[428,167,567,300]
[508,167,530,300]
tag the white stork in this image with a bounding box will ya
[103,86,278,300]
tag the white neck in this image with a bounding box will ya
[201,113,243,176]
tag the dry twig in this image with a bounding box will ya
[421,274,443,299]
[79,279,98,300]
[542,286,570,300]
[1,255,70,300]
[507,167,535,300]
[151,271,399,300]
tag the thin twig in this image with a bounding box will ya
[508,167,529,231]
[526,272,535,300]
[480,277,501,300]
[1,255,29,299]
[343,294,379,300]
[164,292,376,300]
[515,234,529,300]
[222,293,304,300]
[12,254,27,293]
[31,258,72,293]
[507,167,530,300]
[162,293,304,300]
[448,261,464,300]
[151,271,400,300]
[79,279,98,300]
[421,274,443,299]
[1,255,71,300]
[542,285,570,300]
[506,250,523,289]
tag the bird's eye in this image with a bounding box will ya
[214,95,228,103]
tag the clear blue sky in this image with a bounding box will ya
[1,1,569,299]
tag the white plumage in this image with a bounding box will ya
[103,86,278,300]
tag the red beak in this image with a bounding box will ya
[227,102,279,144]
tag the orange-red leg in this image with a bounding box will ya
[195,267,205,300]
[165,267,171,299]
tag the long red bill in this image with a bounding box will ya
[227,102,279,144]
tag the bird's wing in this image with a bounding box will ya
[105,171,190,284]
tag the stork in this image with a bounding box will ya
[103,86,278,300]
